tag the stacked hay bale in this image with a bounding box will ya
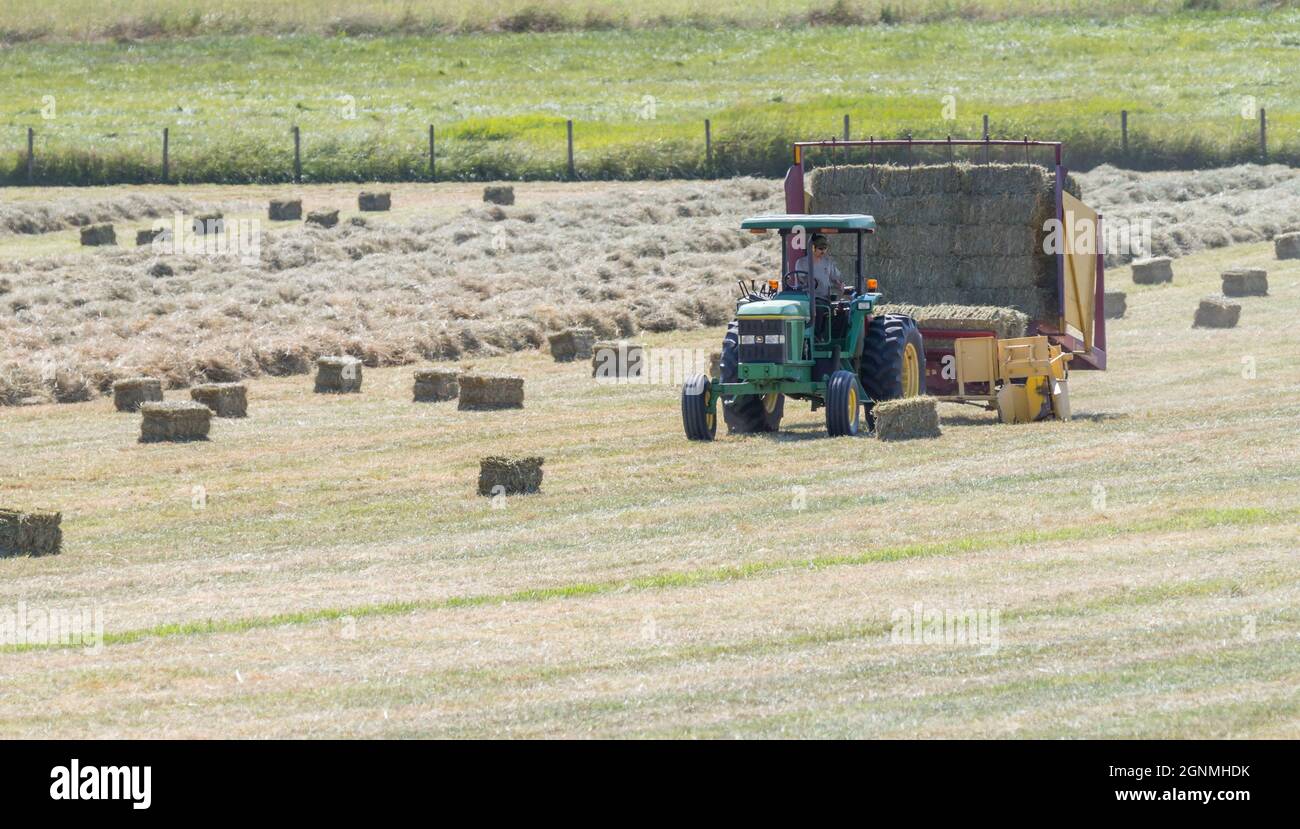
[873,396,942,440]
[80,224,115,246]
[112,377,163,412]
[876,303,1028,339]
[413,368,460,402]
[709,351,722,379]
[268,199,302,221]
[547,327,596,361]
[0,508,62,557]
[478,456,543,496]
[1193,296,1241,329]
[306,209,339,228]
[483,185,515,205]
[1220,268,1268,297]
[358,192,391,211]
[591,341,645,380]
[190,383,247,417]
[1275,232,1300,260]
[459,374,524,410]
[315,357,362,393]
[1103,292,1127,319]
[810,163,1077,322]
[139,401,211,442]
[136,227,167,246]
[1131,257,1174,284]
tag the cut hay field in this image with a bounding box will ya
[1,187,1298,736]
[3,7,1299,184]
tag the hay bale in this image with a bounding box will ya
[268,199,302,221]
[547,327,596,361]
[873,396,942,441]
[877,303,1028,340]
[358,191,391,212]
[1220,268,1268,297]
[1131,256,1173,284]
[809,163,1073,321]
[139,401,211,442]
[1275,232,1300,260]
[1103,292,1127,319]
[136,227,168,246]
[1193,296,1241,329]
[591,341,645,379]
[79,223,115,246]
[477,456,543,496]
[191,212,224,235]
[0,508,62,558]
[148,261,173,278]
[112,377,163,412]
[306,209,339,228]
[413,368,460,402]
[190,382,247,417]
[315,356,362,393]
[710,351,722,378]
[458,373,524,410]
[483,185,515,206]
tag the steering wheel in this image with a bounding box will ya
[783,269,811,291]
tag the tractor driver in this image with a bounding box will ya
[793,234,845,299]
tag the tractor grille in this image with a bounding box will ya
[738,319,786,363]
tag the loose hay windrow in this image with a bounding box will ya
[477,456,543,496]
[547,327,596,361]
[112,377,163,412]
[1131,257,1174,284]
[458,374,524,410]
[413,368,460,402]
[268,199,302,221]
[0,508,62,558]
[190,383,248,417]
[314,357,363,393]
[1193,296,1241,329]
[1220,268,1268,297]
[872,396,942,441]
[139,401,211,442]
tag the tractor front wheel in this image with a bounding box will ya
[720,320,784,433]
[681,374,717,441]
[825,370,861,437]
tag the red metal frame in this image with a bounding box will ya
[786,137,1107,372]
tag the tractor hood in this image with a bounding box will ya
[736,299,806,318]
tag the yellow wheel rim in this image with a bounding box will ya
[902,342,920,397]
[847,386,858,417]
[762,393,779,414]
[704,386,715,430]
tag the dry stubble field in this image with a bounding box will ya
[0,180,1298,737]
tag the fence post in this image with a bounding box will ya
[566,119,575,180]
[292,125,301,183]
[1121,110,1128,156]
[162,128,169,183]
[704,119,712,172]
[27,127,34,184]
[843,114,850,141]
[1260,107,1267,161]
[429,125,435,181]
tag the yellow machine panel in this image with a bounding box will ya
[1061,192,1098,351]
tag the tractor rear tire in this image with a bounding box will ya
[681,374,716,441]
[825,370,861,437]
[719,320,784,434]
[859,314,926,408]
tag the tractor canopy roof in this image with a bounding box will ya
[739,214,876,232]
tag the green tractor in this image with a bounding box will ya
[681,214,925,440]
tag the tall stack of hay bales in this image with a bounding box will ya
[112,377,163,412]
[190,383,248,417]
[0,508,62,557]
[139,401,211,442]
[810,163,1078,322]
[459,374,524,410]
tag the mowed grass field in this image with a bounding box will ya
[3,6,1299,182]
[1,216,1297,737]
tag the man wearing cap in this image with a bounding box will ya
[793,234,845,299]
